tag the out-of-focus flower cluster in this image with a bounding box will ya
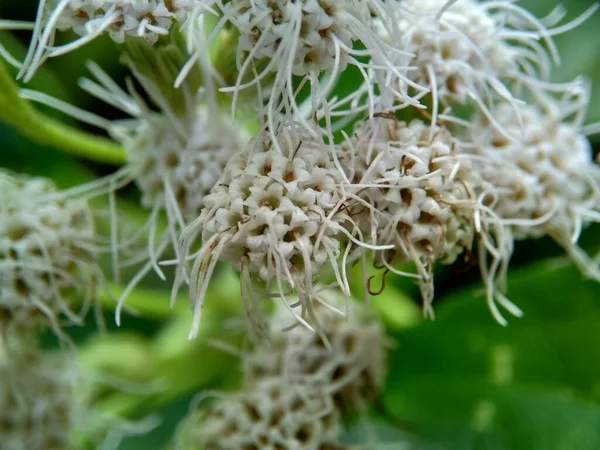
[1,0,600,447]
[174,292,387,449]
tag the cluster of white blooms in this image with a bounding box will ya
[15,0,198,81]
[468,100,600,279]
[379,0,517,105]
[174,291,387,449]
[125,106,250,223]
[1,0,598,367]
[1,0,599,447]
[375,0,599,116]
[173,377,340,450]
[244,291,387,416]
[176,122,360,338]
[339,117,483,309]
[0,171,99,333]
[0,346,79,450]
[222,0,362,76]
[55,0,194,43]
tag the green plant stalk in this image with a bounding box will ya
[99,282,188,319]
[0,61,126,165]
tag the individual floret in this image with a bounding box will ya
[0,171,99,334]
[173,377,340,450]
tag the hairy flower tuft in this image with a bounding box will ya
[0,171,99,334]
[0,345,79,450]
[175,122,357,339]
[339,117,479,312]
[244,290,387,416]
[125,106,250,224]
[173,376,340,450]
[17,0,197,81]
[471,100,600,280]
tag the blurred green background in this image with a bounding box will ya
[1,1,600,449]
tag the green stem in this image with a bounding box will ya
[25,113,126,165]
[100,282,188,319]
[0,61,126,165]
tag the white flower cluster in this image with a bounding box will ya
[339,117,482,308]
[0,346,79,450]
[174,291,386,449]
[15,0,198,81]
[244,291,387,416]
[468,101,600,279]
[0,171,99,333]
[380,0,516,105]
[55,0,194,43]
[223,0,362,76]
[177,123,356,338]
[173,377,340,450]
[2,0,599,339]
[127,106,249,223]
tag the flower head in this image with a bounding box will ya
[244,290,387,416]
[126,105,250,224]
[76,52,249,322]
[173,377,340,450]
[471,100,600,280]
[224,0,363,76]
[17,0,198,81]
[376,0,598,132]
[203,0,413,131]
[0,171,99,334]
[339,117,479,312]
[175,122,358,339]
[0,345,79,450]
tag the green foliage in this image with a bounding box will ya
[385,260,600,450]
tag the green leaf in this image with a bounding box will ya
[384,260,600,450]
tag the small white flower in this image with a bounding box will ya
[0,346,79,450]
[173,376,340,450]
[204,0,413,130]
[18,0,199,81]
[125,106,250,224]
[224,0,359,76]
[376,0,599,132]
[73,58,248,322]
[0,171,99,334]
[244,290,387,416]
[175,122,360,340]
[338,116,519,324]
[339,117,477,312]
[470,101,600,281]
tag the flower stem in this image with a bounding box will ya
[0,60,126,165]
[100,282,188,319]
